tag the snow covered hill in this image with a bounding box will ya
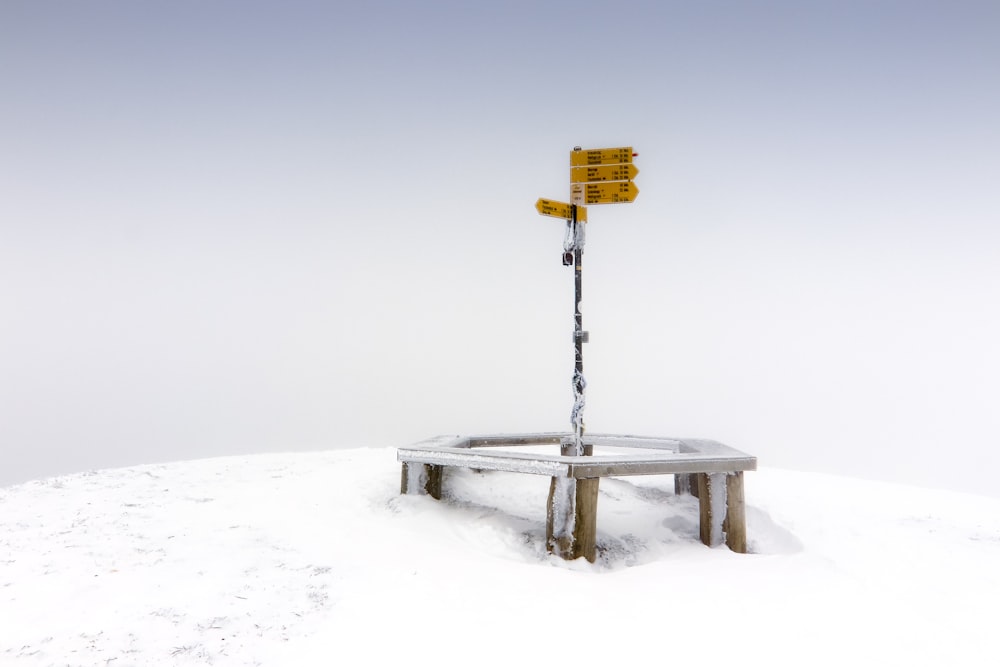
[2,448,998,666]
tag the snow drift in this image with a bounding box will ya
[2,448,998,666]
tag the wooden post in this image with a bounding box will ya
[400,462,443,500]
[546,476,599,562]
[697,472,726,547]
[575,477,599,561]
[674,473,696,496]
[724,471,748,553]
[698,471,749,552]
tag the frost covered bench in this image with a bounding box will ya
[397,433,756,562]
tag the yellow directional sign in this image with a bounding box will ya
[571,181,639,205]
[570,163,639,183]
[569,146,634,167]
[536,198,587,221]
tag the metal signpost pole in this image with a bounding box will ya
[570,203,587,457]
[537,146,637,560]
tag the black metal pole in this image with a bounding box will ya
[570,204,587,456]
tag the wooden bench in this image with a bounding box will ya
[397,433,757,562]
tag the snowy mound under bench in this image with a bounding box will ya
[398,433,757,562]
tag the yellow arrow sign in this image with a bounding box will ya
[569,146,634,167]
[571,181,639,205]
[536,198,587,221]
[570,163,639,183]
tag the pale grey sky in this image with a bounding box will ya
[2,1,999,495]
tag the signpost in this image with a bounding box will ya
[571,180,640,205]
[535,146,639,456]
[570,163,639,183]
[569,146,635,166]
[535,198,587,222]
[535,145,639,560]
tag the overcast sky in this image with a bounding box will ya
[2,1,998,496]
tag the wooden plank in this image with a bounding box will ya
[724,471,747,553]
[398,448,570,476]
[584,435,680,450]
[567,456,756,478]
[466,433,566,447]
[406,433,752,459]
[398,447,756,478]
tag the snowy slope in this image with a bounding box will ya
[2,448,998,666]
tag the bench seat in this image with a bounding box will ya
[397,433,756,562]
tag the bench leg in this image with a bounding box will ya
[674,473,697,496]
[724,471,747,553]
[698,473,725,547]
[697,471,748,553]
[546,476,599,563]
[400,462,443,500]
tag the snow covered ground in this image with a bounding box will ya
[2,447,998,666]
